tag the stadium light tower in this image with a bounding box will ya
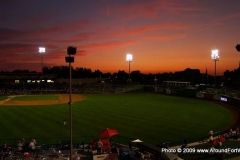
[211,49,219,84]
[65,46,77,160]
[126,53,133,81]
[38,47,46,72]
[236,44,240,68]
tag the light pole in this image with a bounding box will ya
[154,75,158,92]
[126,53,133,81]
[65,46,77,160]
[236,44,240,68]
[38,47,46,73]
[211,49,219,85]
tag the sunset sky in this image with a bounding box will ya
[0,0,240,75]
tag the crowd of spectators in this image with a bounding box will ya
[0,138,83,160]
[208,127,240,147]
[0,138,40,159]
[0,138,159,160]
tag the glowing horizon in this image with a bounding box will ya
[0,1,240,75]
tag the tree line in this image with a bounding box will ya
[0,66,239,86]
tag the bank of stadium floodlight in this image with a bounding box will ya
[236,44,240,68]
[211,49,219,84]
[38,47,46,73]
[65,46,77,160]
[126,53,133,81]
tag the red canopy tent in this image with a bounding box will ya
[99,128,119,139]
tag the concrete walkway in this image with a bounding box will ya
[171,139,209,149]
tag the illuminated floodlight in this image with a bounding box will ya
[15,80,20,84]
[126,53,133,62]
[211,49,219,60]
[38,47,46,54]
[220,97,228,102]
[47,79,54,83]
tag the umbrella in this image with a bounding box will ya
[99,128,119,139]
[132,139,143,143]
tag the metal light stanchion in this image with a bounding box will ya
[38,47,46,73]
[65,46,77,160]
[236,44,240,68]
[126,53,133,82]
[128,60,131,80]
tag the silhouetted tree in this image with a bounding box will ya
[224,68,240,88]
[131,70,143,82]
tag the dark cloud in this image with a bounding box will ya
[0,28,25,40]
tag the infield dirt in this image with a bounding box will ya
[0,94,85,106]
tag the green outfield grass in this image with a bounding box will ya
[12,95,58,101]
[0,96,7,101]
[0,94,235,145]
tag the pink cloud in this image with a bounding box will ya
[215,11,240,24]
[125,23,189,35]
[142,33,187,42]
[103,1,205,20]
[33,20,90,35]
[61,22,189,45]
[81,40,137,50]
[0,28,26,41]
[0,43,37,54]
[0,19,91,44]
[192,11,240,32]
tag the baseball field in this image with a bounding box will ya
[0,93,236,145]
